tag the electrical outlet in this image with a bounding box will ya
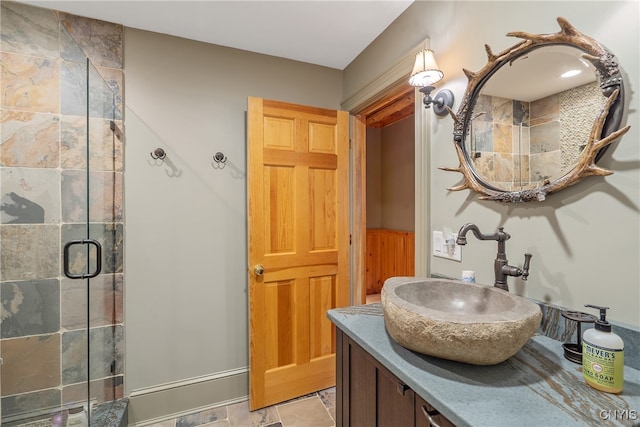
[433,230,462,261]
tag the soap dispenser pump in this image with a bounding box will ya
[582,304,624,394]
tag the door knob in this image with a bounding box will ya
[254,264,265,276]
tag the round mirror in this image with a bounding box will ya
[466,45,606,192]
[443,18,630,202]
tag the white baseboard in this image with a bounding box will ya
[127,368,249,425]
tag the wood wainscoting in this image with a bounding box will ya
[366,229,415,295]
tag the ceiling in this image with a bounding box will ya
[17,0,414,70]
[482,45,598,102]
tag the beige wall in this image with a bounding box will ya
[123,28,342,421]
[382,117,415,231]
[346,1,640,326]
[366,117,415,231]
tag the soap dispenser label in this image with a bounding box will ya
[582,340,624,390]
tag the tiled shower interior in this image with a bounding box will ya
[468,81,605,191]
[1,2,124,424]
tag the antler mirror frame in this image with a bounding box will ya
[443,17,630,202]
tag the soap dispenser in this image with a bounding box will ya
[582,304,624,394]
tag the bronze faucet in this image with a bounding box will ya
[456,223,532,291]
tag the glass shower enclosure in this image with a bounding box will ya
[1,4,123,425]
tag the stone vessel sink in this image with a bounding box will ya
[381,277,542,365]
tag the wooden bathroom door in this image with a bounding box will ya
[247,97,350,410]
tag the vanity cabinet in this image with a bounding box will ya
[336,329,455,427]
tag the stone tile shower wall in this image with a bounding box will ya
[469,94,529,191]
[0,2,124,422]
[471,81,604,191]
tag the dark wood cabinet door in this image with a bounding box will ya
[337,329,376,426]
[337,329,414,427]
[347,336,377,426]
[337,329,457,427]
[376,364,415,427]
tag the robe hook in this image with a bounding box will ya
[213,152,227,164]
[150,148,166,160]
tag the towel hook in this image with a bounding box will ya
[213,151,227,164]
[150,148,166,160]
[212,151,228,169]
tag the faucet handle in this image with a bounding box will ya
[522,253,532,280]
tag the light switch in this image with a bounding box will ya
[433,230,462,261]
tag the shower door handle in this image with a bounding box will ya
[63,239,102,279]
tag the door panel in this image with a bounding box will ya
[248,97,349,410]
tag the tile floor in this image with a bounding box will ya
[147,388,336,427]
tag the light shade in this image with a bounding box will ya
[409,49,444,87]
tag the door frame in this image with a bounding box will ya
[342,40,432,305]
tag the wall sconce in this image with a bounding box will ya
[409,49,454,116]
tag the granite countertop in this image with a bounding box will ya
[328,304,640,427]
